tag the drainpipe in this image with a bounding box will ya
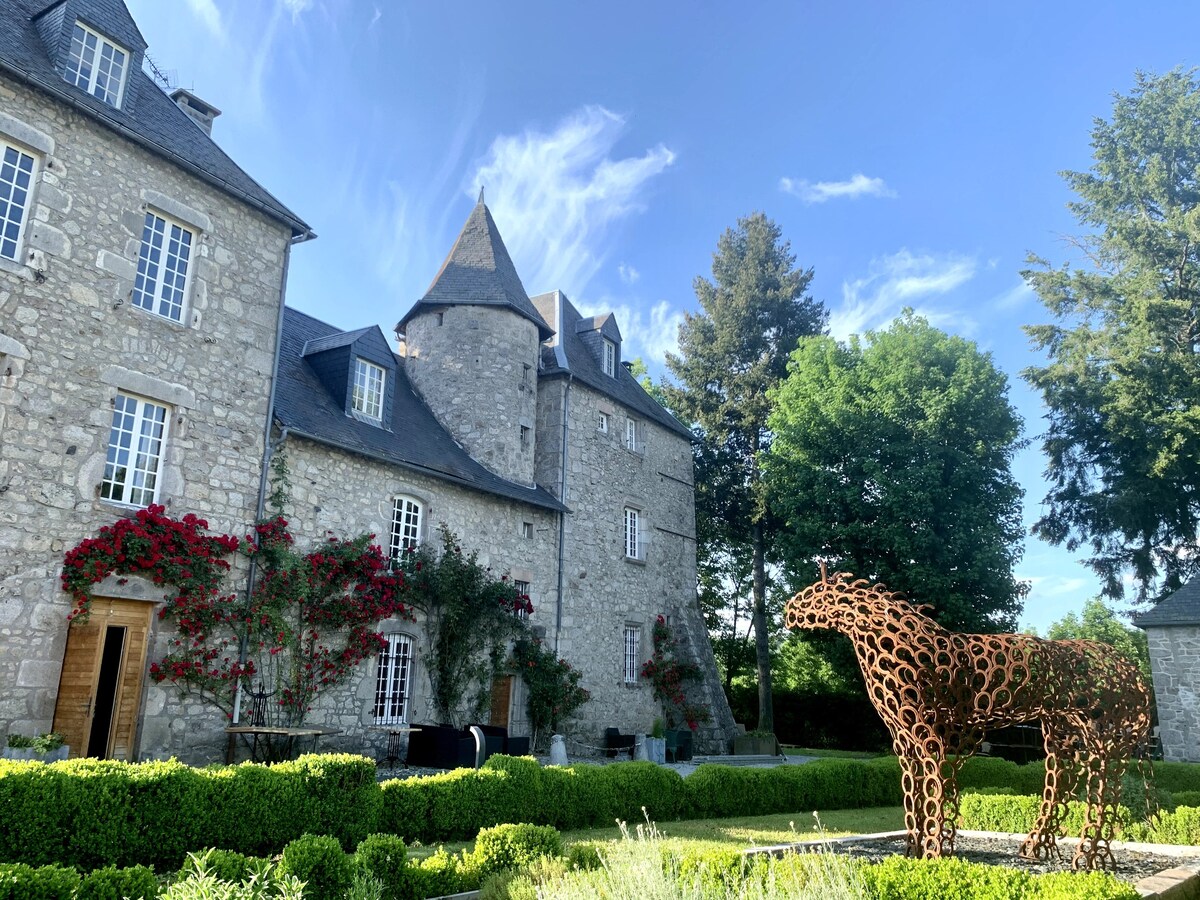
[227,231,310,759]
[554,375,572,652]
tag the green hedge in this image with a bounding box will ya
[0,755,378,870]
[7,751,1199,874]
[861,855,1138,900]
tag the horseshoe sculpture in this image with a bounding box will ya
[784,568,1152,870]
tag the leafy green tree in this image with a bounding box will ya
[1023,69,1200,605]
[627,357,667,407]
[665,212,827,731]
[766,312,1027,632]
[1043,598,1151,679]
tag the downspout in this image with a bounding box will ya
[228,231,311,753]
[554,374,572,652]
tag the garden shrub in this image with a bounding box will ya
[1152,762,1200,795]
[75,864,159,900]
[353,834,413,900]
[279,834,356,900]
[1168,790,1200,809]
[409,847,480,898]
[861,855,1139,900]
[177,849,259,884]
[0,863,80,900]
[162,860,304,900]
[472,824,562,875]
[346,871,383,900]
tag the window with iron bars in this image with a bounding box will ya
[373,633,413,724]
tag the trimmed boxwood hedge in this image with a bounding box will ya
[4,752,1199,873]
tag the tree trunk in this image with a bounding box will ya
[752,520,774,732]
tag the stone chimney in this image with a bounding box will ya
[169,88,221,137]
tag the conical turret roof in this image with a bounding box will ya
[396,197,554,340]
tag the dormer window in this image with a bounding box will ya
[66,22,128,108]
[352,358,385,421]
[603,338,616,377]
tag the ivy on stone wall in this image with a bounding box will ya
[398,525,531,728]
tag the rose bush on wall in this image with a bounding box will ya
[641,615,710,730]
[62,506,411,724]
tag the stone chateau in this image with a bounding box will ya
[0,0,737,762]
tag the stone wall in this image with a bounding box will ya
[404,306,541,486]
[1146,625,1200,762]
[0,75,291,754]
[217,436,563,763]
[537,375,738,753]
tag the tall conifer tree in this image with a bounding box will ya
[665,213,826,731]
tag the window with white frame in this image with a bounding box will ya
[0,142,35,262]
[352,358,385,421]
[372,633,413,724]
[598,412,609,434]
[624,506,641,560]
[66,21,128,107]
[389,496,423,559]
[602,339,616,377]
[100,392,169,507]
[133,212,194,322]
[623,624,640,684]
[626,418,639,452]
[513,579,531,620]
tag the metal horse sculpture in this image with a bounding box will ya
[784,569,1153,870]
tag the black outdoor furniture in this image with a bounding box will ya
[604,727,636,758]
[404,724,475,769]
[470,723,531,760]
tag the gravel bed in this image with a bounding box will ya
[822,834,1200,885]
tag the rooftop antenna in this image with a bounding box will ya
[143,53,175,91]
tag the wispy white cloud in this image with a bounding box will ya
[368,5,382,29]
[470,106,675,295]
[1023,575,1089,598]
[618,263,640,284]
[576,297,682,365]
[830,249,976,339]
[779,172,896,204]
[993,280,1035,310]
[282,0,314,19]
[184,0,224,39]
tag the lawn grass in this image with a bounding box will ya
[783,746,891,759]
[408,807,905,861]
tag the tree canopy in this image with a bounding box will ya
[664,211,827,730]
[766,312,1027,632]
[1023,69,1200,605]
[1043,598,1151,680]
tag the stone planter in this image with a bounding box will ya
[733,734,778,756]
[2,745,69,762]
[645,736,666,764]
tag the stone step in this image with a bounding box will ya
[688,754,786,767]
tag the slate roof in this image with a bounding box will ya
[275,307,567,513]
[1135,581,1200,628]
[396,198,553,341]
[0,0,310,236]
[531,290,693,441]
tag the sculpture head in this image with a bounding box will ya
[783,565,863,634]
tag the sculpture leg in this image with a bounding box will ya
[1020,720,1079,861]
[1073,748,1121,870]
[897,736,953,858]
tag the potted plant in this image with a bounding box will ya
[3,732,68,762]
[645,718,666,764]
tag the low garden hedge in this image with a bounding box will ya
[3,752,1199,874]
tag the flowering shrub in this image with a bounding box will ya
[511,638,590,747]
[62,507,410,723]
[641,615,710,730]
[398,525,531,726]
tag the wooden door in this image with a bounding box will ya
[489,676,513,729]
[52,598,153,760]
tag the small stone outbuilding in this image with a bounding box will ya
[1137,582,1200,762]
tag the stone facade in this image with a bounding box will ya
[1145,625,1200,762]
[0,73,295,755]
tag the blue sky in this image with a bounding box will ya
[126,0,1200,633]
